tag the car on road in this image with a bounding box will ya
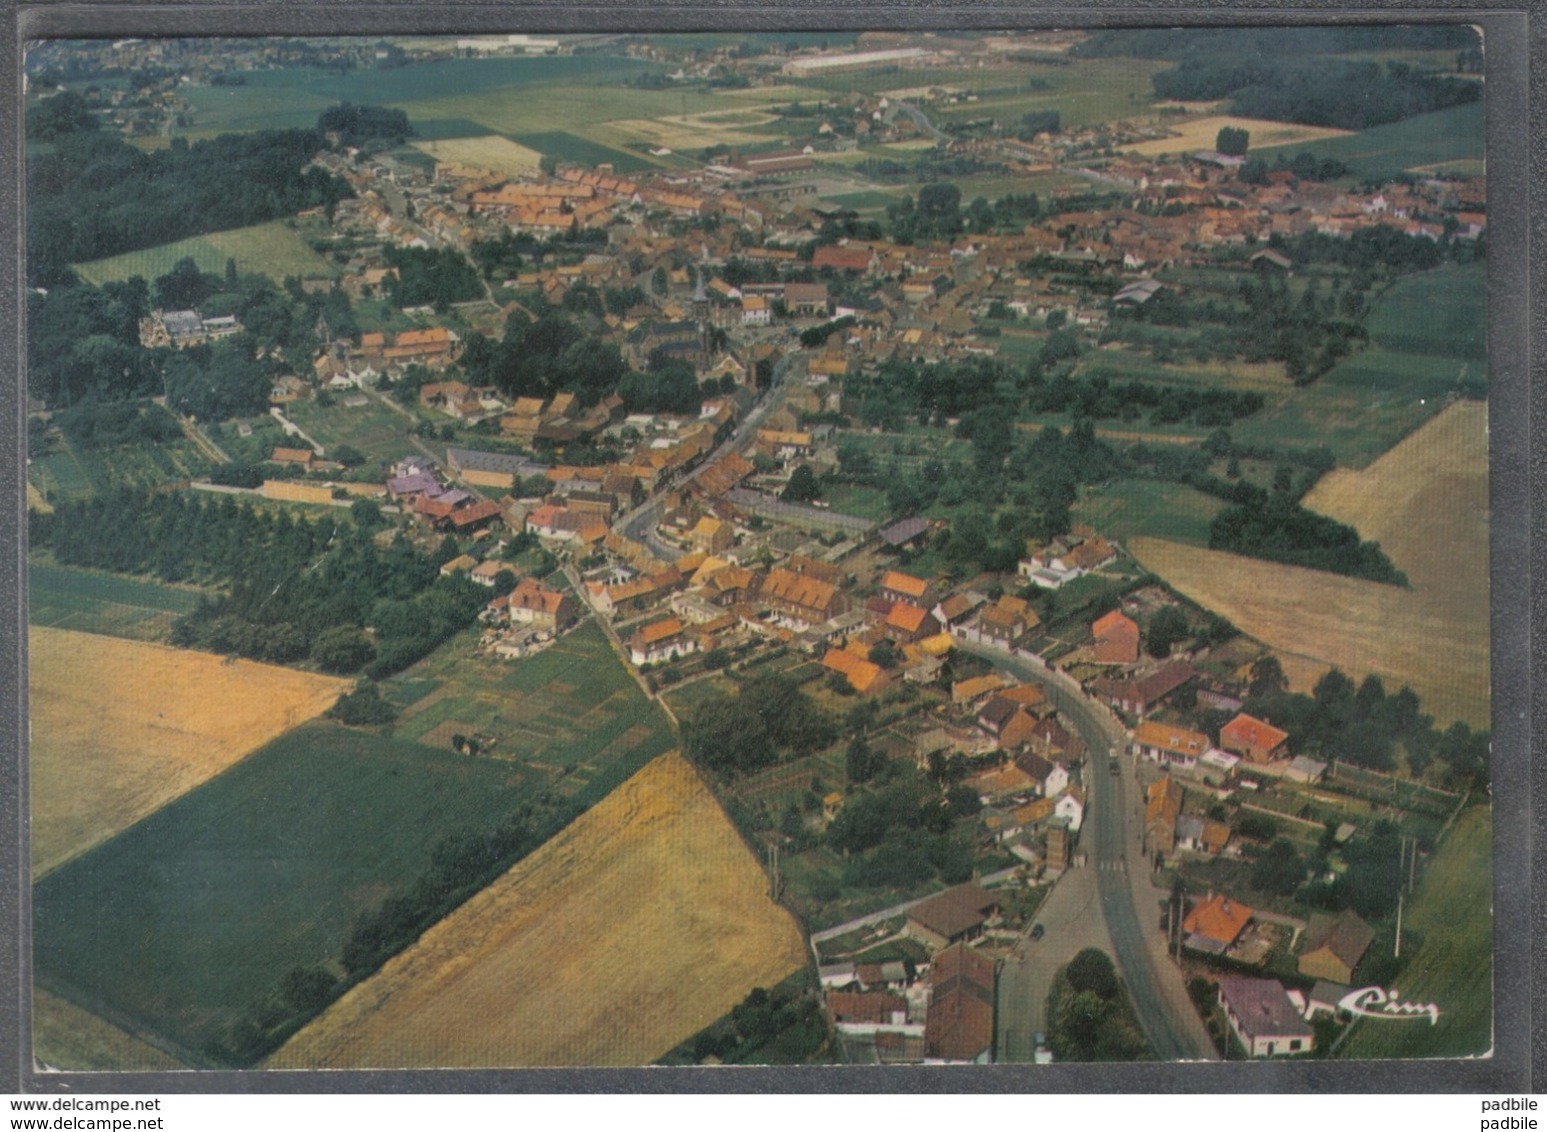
[1030,922,1045,941]
[1110,760,1121,775]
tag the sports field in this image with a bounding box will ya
[72,220,337,287]
[27,627,351,878]
[1129,398,1489,728]
[268,752,806,1068]
[32,723,542,1064]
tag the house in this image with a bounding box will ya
[951,673,1008,707]
[1091,660,1198,717]
[976,696,1039,750]
[883,602,940,645]
[629,617,696,666]
[1219,712,1290,764]
[1091,610,1140,665]
[1299,909,1375,985]
[783,281,830,317]
[905,884,1001,950]
[1217,975,1315,1058]
[821,647,889,695]
[270,446,316,469]
[922,943,996,1064]
[932,592,978,630]
[1183,892,1254,956]
[964,762,1036,804]
[1013,751,1069,799]
[760,566,849,628]
[879,569,933,609]
[1143,776,1183,857]
[1284,755,1328,784]
[877,516,931,551]
[1175,813,1231,855]
[502,577,578,632]
[970,595,1041,650]
[1054,787,1085,834]
[812,244,878,274]
[1132,720,1212,770]
[469,559,509,587]
[828,990,909,1028]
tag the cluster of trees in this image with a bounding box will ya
[51,399,182,447]
[163,337,278,422]
[458,308,628,409]
[886,182,965,244]
[1232,273,1366,385]
[675,984,827,1066]
[682,673,837,777]
[28,126,352,286]
[31,490,488,678]
[617,352,703,415]
[1048,949,1150,1062]
[1018,110,1061,138]
[327,683,400,726]
[1215,125,1250,156]
[1238,658,1488,789]
[1026,370,1266,427]
[823,763,976,891]
[1209,489,1407,586]
[1239,151,1349,185]
[28,279,161,407]
[316,102,412,148]
[382,245,484,310]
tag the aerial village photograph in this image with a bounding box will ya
[21,26,1492,1072]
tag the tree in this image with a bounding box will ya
[1216,126,1250,156]
[782,464,822,503]
[1145,605,1189,658]
[868,638,902,669]
[312,625,376,674]
[845,736,885,784]
[1251,838,1306,896]
[1065,948,1119,999]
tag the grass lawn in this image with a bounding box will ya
[1337,805,1492,1058]
[72,220,337,287]
[1073,479,1223,547]
[27,447,95,506]
[32,723,541,1064]
[282,396,421,467]
[28,562,207,643]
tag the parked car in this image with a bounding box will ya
[1030,922,1045,941]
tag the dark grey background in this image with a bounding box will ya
[0,0,1536,1095]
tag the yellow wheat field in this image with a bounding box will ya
[1121,115,1353,157]
[1131,401,1489,727]
[269,752,806,1069]
[28,627,351,878]
[410,135,545,177]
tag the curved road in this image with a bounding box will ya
[961,642,1217,1061]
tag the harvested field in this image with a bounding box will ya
[31,990,187,1073]
[1120,115,1352,157]
[269,752,806,1068]
[1129,403,1488,727]
[27,627,351,877]
[410,134,544,177]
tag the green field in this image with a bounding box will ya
[511,130,654,173]
[28,437,213,503]
[410,117,500,141]
[1338,805,1492,1058]
[1073,478,1223,547]
[386,621,677,806]
[821,189,907,212]
[282,396,420,467]
[1364,263,1488,363]
[1251,101,1484,180]
[32,723,541,1064]
[28,563,207,642]
[73,220,338,287]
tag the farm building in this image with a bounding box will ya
[1091,610,1140,664]
[906,884,1002,951]
[1298,909,1375,985]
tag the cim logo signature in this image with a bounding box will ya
[1337,986,1440,1025]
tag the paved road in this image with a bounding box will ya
[962,641,1218,1062]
